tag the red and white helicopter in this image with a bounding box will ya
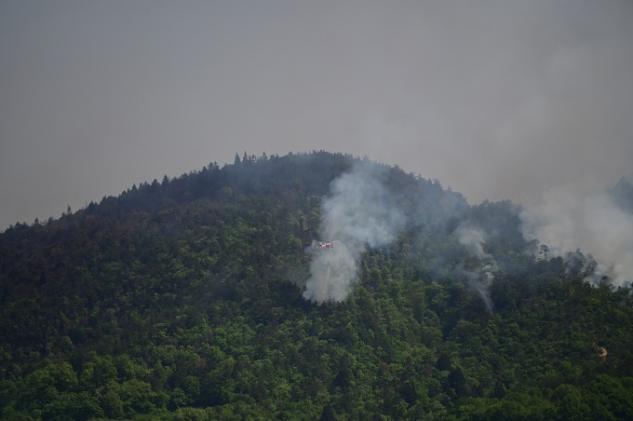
[318,241,335,249]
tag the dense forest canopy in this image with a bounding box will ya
[1,151,632,420]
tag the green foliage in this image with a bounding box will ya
[1,152,632,419]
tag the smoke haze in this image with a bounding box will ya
[1,1,632,230]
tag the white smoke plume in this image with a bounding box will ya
[303,162,406,303]
[521,187,633,286]
[456,225,497,312]
[456,226,489,261]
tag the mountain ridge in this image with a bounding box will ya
[1,151,632,420]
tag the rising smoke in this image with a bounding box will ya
[302,160,505,306]
[520,184,633,286]
[456,226,489,261]
[455,225,497,312]
[303,162,406,303]
[302,160,501,306]
[303,160,633,305]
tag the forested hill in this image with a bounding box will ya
[1,151,633,420]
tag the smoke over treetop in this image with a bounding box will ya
[320,162,405,248]
[521,182,633,286]
[456,225,489,261]
[455,224,498,313]
[303,162,406,303]
[301,157,516,306]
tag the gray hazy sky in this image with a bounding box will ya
[1,0,632,229]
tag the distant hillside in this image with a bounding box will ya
[1,151,632,420]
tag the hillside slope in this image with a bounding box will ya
[1,152,633,420]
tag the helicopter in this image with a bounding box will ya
[318,241,335,249]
